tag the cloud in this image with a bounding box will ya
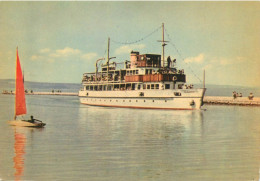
[115,44,146,55]
[211,56,245,66]
[81,53,98,61]
[47,59,55,63]
[184,53,205,64]
[203,64,213,70]
[30,47,99,63]
[31,55,42,61]
[219,58,230,65]
[50,47,81,58]
[40,48,50,53]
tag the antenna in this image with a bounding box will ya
[107,37,110,82]
[107,37,110,65]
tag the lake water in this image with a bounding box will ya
[0,94,260,181]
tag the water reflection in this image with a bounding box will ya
[76,106,260,180]
[13,129,26,181]
[12,127,45,181]
[78,107,205,141]
[76,107,206,179]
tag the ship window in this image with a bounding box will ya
[136,70,139,74]
[153,100,155,102]
[130,70,133,75]
[103,85,107,91]
[133,70,136,75]
[94,86,98,91]
[165,84,170,89]
[114,84,119,90]
[90,86,93,90]
[155,84,159,89]
[178,84,183,89]
[138,84,141,90]
[131,84,135,90]
[151,84,154,89]
[174,92,182,96]
[86,86,89,90]
[144,100,146,102]
[136,100,138,102]
[165,100,167,102]
[147,85,150,89]
[143,84,146,89]
[107,85,112,91]
[129,100,131,102]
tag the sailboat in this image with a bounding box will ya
[8,48,46,127]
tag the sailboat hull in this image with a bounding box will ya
[8,120,46,128]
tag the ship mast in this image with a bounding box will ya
[107,37,110,82]
[203,69,206,89]
[158,23,168,68]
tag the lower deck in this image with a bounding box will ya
[79,88,206,110]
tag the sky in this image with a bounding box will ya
[0,2,259,87]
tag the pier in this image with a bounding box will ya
[204,96,260,106]
[2,91,78,96]
[29,92,78,96]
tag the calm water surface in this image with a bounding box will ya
[0,94,260,181]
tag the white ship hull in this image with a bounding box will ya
[79,88,205,110]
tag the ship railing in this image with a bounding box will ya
[82,80,123,85]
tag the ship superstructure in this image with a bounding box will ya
[78,24,206,110]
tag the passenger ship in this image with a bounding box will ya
[79,24,206,110]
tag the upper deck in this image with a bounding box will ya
[82,51,186,86]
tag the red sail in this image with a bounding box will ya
[15,49,27,116]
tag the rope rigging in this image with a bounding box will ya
[111,25,162,45]
[100,24,202,83]
[165,28,202,83]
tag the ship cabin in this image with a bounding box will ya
[81,51,192,92]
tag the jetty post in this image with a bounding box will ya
[203,69,205,89]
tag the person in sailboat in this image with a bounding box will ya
[30,115,35,123]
